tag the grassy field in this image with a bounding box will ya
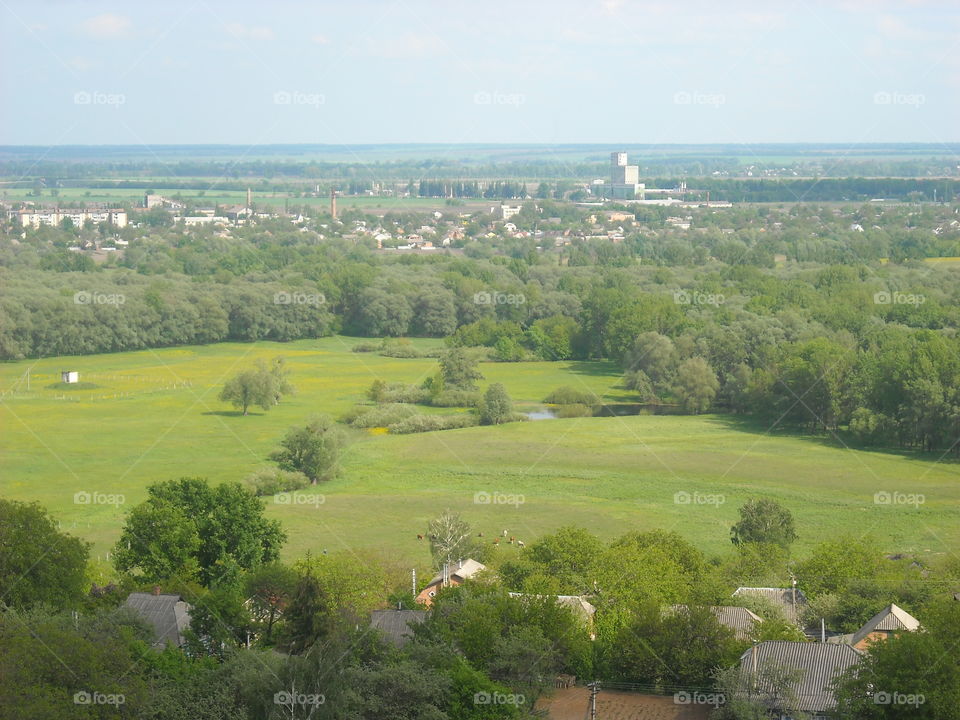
[1,338,957,568]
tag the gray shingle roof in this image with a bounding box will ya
[733,587,807,624]
[668,605,763,640]
[850,604,920,646]
[123,593,191,648]
[425,558,486,587]
[369,609,427,647]
[737,641,862,713]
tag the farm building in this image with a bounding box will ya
[123,590,192,649]
[733,641,862,719]
[369,608,427,647]
[827,603,920,650]
[733,586,808,625]
[415,558,486,607]
[667,605,764,641]
[61,371,79,383]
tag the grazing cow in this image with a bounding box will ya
[502,529,508,537]
[517,540,525,548]
[417,534,424,540]
[493,538,500,545]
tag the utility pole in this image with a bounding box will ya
[587,681,599,720]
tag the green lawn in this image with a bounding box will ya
[1,338,956,568]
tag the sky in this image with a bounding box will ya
[1,0,958,147]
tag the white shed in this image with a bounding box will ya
[61,371,79,384]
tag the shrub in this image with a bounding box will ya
[555,403,593,418]
[345,403,418,429]
[388,413,479,434]
[430,390,481,407]
[544,386,599,406]
[352,341,383,353]
[379,344,423,358]
[381,383,431,404]
[245,468,311,496]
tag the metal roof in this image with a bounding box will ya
[425,558,486,587]
[733,587,808,624]
[123,592,191,648]
[850,604,920,646]
[369,609,427,647]
[668,605,763,640]
[737,641,862,713]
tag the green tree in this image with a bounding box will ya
[427,509,474,570]
[0,606,152,718]
[439,348,484,390]
[730,499,797,550]
[606,604,743,688]
[113,477,285,587]
[219,365,279,415]
[711,661,805,720]
[0,499,89,611]
[674,357,720,413]
[479,383,513,425]
[833,599,960,719]
[283,563,333,654]
[244,562,297,645]
[270,415,344,483]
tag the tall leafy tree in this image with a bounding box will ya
[427,510,474,570]
[439,348,484,390]
[479,383,513,425]
[730,499,797,550]
[113,477,286,587]
[674,356,720,413]
[0,499,89,611]
[270,415,344,483]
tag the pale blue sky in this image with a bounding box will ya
[1,0,958,146]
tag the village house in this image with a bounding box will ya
[827,603,920,651]
[123,590,192,649]
[733,586,808,626]
[369,608,427,647]
[668,605,763,641]
[415,558,486,607]
[733,641,862,720]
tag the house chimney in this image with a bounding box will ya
[152,585,161,596]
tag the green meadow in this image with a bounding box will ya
[1,337,956,567]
